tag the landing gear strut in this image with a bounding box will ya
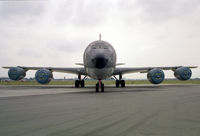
[75,75,86,88]
[96,80,104,92]
[114,75,125,87]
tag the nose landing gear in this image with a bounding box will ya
[96,80,104,92]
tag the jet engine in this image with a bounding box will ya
[147,68,165,84]
[35,69,53,84]
[8,67,26,80]
[174,67,192,80]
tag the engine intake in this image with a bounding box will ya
[35,69,53,84]
[8,67,26,80]
[174,67,192,80]
[147,68,165,84]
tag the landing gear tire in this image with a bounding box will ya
[96,83,99,92]
[101,83,104,92]
[80,80,85,87]
[116,80,120,87]
[115,79,125,87]
[75,80,85,88]
[75,75,85,88]
[121,80,125,87]
[75,80,79,87]
[96,80,104,92]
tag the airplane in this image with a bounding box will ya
[2,34,197,92]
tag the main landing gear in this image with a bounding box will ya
[96,80,104,92]
[75,75,86,88]
[114,75,125,87]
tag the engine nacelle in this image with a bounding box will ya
[147,68,165,84]
[174,67,192,80]
[35,69,53,84]
[8,67,26,80]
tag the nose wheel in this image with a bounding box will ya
[96,80,104,92]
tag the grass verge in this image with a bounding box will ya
[0,80,200,86]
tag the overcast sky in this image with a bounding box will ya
[0,0,199,79]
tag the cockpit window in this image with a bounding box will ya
[92,47,97,49]
[92,44,108,49]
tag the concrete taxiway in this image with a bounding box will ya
[0,85,200,136]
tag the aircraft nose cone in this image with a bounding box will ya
[92,55,108,69]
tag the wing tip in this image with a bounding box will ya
[2,66,11,69]
[189,66,198,68]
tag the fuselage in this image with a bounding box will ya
[83,40,116,80]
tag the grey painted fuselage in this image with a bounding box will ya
[83,40,116,80]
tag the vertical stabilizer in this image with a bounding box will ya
[99,34,101,41]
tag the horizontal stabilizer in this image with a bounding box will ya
[75,63,84,66]
[116,63,125,66]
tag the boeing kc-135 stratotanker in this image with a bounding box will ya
[3,34,197,92]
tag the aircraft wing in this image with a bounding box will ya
[113,66,198,75]
[2,66,87,75]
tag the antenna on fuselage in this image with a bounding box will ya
[99,33,101,41]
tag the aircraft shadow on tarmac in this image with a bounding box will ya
[65,84,193,94]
